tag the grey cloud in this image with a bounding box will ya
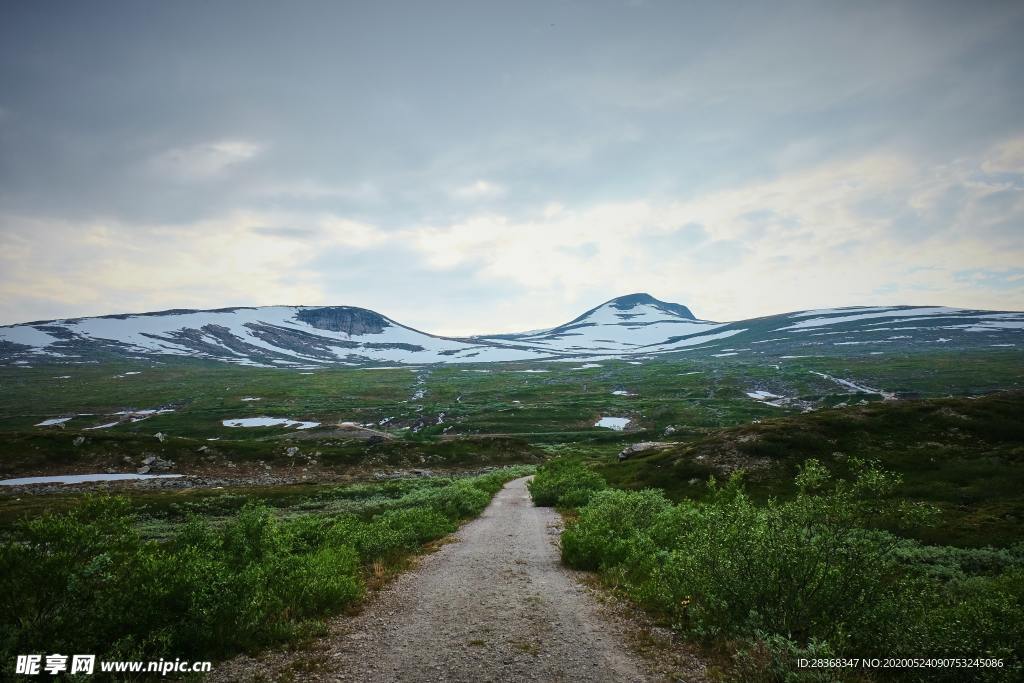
[1,1,1023,326]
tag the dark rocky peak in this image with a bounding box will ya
[603,293,696,320]
[295,307,390,335]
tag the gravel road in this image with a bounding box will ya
[211,476,705,682]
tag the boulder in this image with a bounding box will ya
[617,441,673,462]
[142,453,174,470]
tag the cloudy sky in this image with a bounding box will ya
[1,0,1023,335]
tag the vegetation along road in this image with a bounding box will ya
[213,476,705,682]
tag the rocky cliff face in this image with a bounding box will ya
[294,307,389,335]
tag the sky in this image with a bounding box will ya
[1,0,1023,336]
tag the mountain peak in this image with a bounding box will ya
[602,293,696,320]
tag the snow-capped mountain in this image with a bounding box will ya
[0,306,548,367]
[1,294,1021,367]
[475,293,738,353]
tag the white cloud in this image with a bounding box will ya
[2,136,1022,332]
[0,209,385,323]
[981,136,1024,175]
[450,180,505,200]
[150,139,263,180]
[394,141,1024,327]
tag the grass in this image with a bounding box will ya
[2,350,1020,441]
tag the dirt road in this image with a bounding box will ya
[212,476,705,682]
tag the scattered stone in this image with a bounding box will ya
[286,446,300,457]
[72,436,85,447]
[154,432,167,442]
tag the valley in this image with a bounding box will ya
[1,295,1022,681]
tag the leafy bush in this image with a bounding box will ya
[528,458,606,507]
[553,459,1024,681]
[561,488,670,571]
[0,466,532,670]
[731,632,841,683]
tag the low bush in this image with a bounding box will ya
[554,459,1024,681]
[0,466,532,670]
[528,458,606,507]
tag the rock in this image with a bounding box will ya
[617,441,673,462]
[122,455,133,464]
[141,453,174,470]
[663,425,677,436]
[285,446,300,457]
[197,445,208,453]
[73,436,85,447]
[154,432,167,442]
[137,465,151,474]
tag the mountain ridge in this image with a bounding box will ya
[1,295,1022,367]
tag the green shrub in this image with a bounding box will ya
[353,508,456,560]
[558,459,1024,680]
[561,488,670,571]
[731,632,842,683]
[0,466,531,669]
[429,479,492,518]
[528,458,606,507]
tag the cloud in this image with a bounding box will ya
[2,132,1022,331]
[0,209,385,324]
[2,3,1023,332]
[149,139,263,181]
[450,180,505,201]
[981,136,1024,175]
[392,140,1024,326]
